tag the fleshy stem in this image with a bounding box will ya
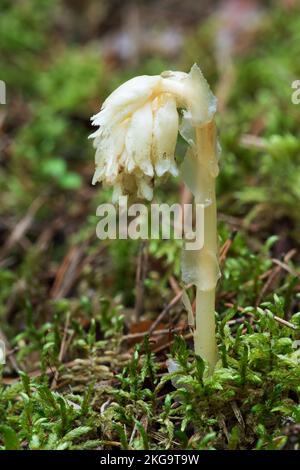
[194,121,218,369]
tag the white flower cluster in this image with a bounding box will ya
[90,64,216,202]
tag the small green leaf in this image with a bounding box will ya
[0,425,21,450]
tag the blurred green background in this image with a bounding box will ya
[1,0,300,305]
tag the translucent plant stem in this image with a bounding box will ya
[194,121,219,369]
[195,287,216,366]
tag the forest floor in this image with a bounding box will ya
[1,0,300,450]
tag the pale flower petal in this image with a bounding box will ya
[91,75,161,129]
[90,64,217,201]
[103,75,160,109]
[112,181,123,203]
[137,177,153,201]
[125,102,154,177]
[92,166,104,185]
[152,95,178,177]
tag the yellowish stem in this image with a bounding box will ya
[194,122,218,370]
[195,288,216,367]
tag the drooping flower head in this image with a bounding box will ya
[90,64,217,202]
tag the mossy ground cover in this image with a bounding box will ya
[0,0,300,450]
